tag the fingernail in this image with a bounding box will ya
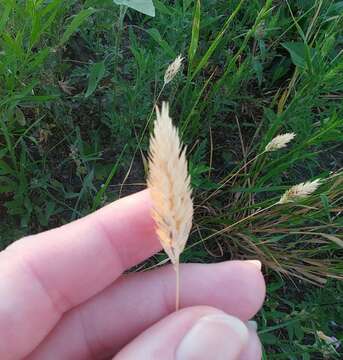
[176,314,249,360]
[245,260,262,270]
[247,320,258,331]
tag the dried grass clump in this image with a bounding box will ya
[164,55,184,85]
[147,102,193,310]
[265,133,296,152]
[278,179,322,204]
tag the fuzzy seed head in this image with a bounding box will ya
[265,133,296,152]
[164,55,183,85]
[147,102,193,266]
[278,179,322,204]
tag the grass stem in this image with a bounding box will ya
[175,263,180,311]
[200,152,265,206]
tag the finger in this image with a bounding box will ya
[0,190,160,360]
[114,306,251,360]
[28,261,265,359]
[238,322,262,359]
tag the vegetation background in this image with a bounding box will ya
[0,0,342,358]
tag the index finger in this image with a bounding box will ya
[0,190,160,359]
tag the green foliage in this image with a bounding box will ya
[259,279,343,358]
[282,42,317,70]
[0,0,342,355]
[113,0,155,17]
[85,61,106,97]
[187,0,200,71]
[59,7,97,46]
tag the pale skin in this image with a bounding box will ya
[0,190,266,359]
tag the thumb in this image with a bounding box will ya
[114,306,250,360]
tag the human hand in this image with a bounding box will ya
[0,190,265,359]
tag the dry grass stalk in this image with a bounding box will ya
[278,179,322,204]
[119,55,184,196]
[164,54,184,85]
[201,132,297,206]
[147,102,193,310]
[265,133,296,152]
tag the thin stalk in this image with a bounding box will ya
[209,0,273,98]
[143,85,165,142]
[113,5,128,77]
[180,71,215,135]
[187,203,277,251]
[199,151,265,206]
[136,85,166,162]
[175,262,180,311]
[119,85,165,196]
[0,118,18,172]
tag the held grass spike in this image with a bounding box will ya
[147,102,193,311]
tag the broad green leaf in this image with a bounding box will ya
[15,107,26,126]
[260,333,278,345]
[59,8,96,46]
[282,42,316,69]
[85,61,106,98]
[113,0,155,17]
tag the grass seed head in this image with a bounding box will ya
[147,102,193,266]
[164,55,183,85]
[278,179,322,204]
[265,133,296,152]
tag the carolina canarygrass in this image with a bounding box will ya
[147,102,193,311]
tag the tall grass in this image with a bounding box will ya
[0,0,342,356]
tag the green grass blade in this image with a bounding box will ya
[187,0,201,72]
[146,28,176,58]
[0,0,13,32]
[190,0,245,80]
[210,0,273,96]
[92,145,127,211]
[59,7,96,46]
[85,61,106,98]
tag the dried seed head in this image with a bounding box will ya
[278,179,322,204]
[147,102,193,266]
[316,331,341,349]
[164,55,183,85]
[265,133,296,152]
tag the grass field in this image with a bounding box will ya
[0,0,342,358]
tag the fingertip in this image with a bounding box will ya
[238,324,262,359]
[245,260,262,270]
[115,306,249,360]
[175,311,249,360]
[211,260,266,320]
[242,260,266,318]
